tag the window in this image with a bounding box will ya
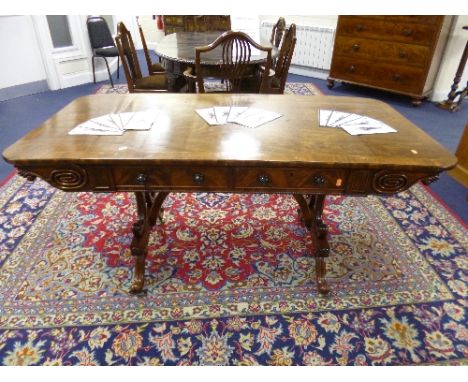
[46,15,73,48]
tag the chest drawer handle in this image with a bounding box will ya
[258,174,270,185]
[352,44,360,52]
[403,28,413,36]
[348,65,356,73]
[355,24,363,32]
[193,173,205,185]
[313,175,326,186]
[393,74,401,82]
[136,173,148,185]
[399,50,407,58]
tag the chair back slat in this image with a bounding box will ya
[195,31,272,94]
[270,17,286,48]
[272,24,297,94]
[137,20,153,75]
[115,22,143,92]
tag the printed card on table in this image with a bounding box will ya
[318,109,397,135]
[196,108,221,125]
[232,107,282,128]
[68,110,160,135]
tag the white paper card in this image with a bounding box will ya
[233,107,282,128]
[121,110,160,130]
[340,119,397,136]
[227,106,249,123]
[196,108,221,125]
[68,123,124,135]
[318,109,397,135]
[214,107,231,124]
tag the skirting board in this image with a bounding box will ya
[0,57,120,99]
[0,80,48,102]
[289,65,330,80]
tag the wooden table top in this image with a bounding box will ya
[154,32,277,65]
[2,93,457,172]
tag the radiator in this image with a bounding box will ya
[260,22,336,78]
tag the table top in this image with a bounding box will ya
[154,32,277,65]
[3,93,457,172]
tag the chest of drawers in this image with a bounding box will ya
[327,16,452,105]
[163,15,230,35]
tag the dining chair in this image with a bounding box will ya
[136,18,165,75]
[183,31,273,94]
[270,17,286,48]
[86,16,120,87]
[263,24,297,94]
[115,22,168,93]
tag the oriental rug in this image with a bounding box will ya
[0,175,466,365]
[0,82,466,365]
[94,82,322,96]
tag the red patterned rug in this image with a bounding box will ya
[0,174,466,365]
[0,83,466,365]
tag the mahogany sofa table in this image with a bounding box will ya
[2,93,457,295]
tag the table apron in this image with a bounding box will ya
[16,164,441,195]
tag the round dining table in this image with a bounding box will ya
[154,31,278,92]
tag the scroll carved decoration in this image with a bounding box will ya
[48,166,88,190]
[372,171,409,193]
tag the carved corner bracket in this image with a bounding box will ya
[372,171,409,194]
[421,175,439,186]
[18,169,38,181]
[47,166,88,191]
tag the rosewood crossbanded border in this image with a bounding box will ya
[2,94,457,295]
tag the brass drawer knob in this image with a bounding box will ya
[403,28,413,36]
[356,24,364,32]
[399,50,407,58]
[193,173,205,185]
[313,175,325,186]
[258,174,270,185]
[393,74,401,82]
[136,173,148,185]
[348,65,356,73]
[352,44,360,51]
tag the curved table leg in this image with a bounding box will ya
[129,191,169,294]
[294,194,330,294]
[148,192,169,226]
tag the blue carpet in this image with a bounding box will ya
[0,54,467,223]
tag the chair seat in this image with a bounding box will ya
[94,46,119,57]
[150,62,165,73]
[134,74,167,90]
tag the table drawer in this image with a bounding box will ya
[234,168,347,192]
[113,166,230,190]
[338,17,440,46]
[333,36,431,68]
[330,56,425,94]
[163,16,184,26]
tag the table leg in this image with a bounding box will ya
[294,194,330,294]
[129,191,168,294]
[148,192,169,226]
[166,72,188,92]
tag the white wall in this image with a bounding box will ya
[0,16,46,88]
[259,15,338,29]
[2,14,466,101]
